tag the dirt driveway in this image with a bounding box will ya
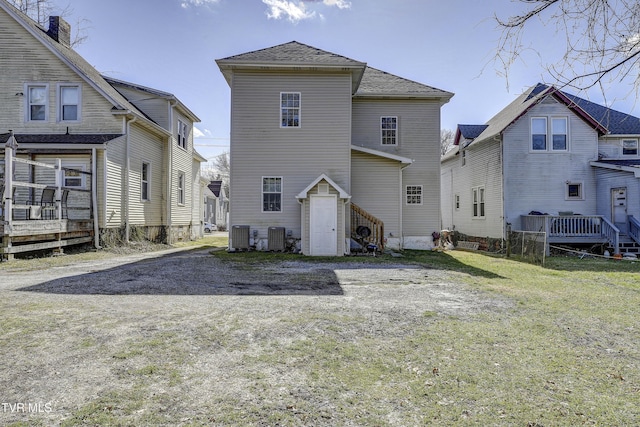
[0,246,510,426]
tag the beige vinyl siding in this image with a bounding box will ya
[0,8,121,134]
[229,71,352,237]
[353,98,442,237]
[502,99,599,229]
[127,124,165,226]
[104,136,125,227]
[351,151,402,237]
[171,111,194,225]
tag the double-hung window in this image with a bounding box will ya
[622,139,638,156]
[531,117,547,150]
[177,120,188,149]
[532,116,569,151]
[177,172,185,205]
[262,177,282,212]
[472,186,485,218]
[26,84,48,121]
[58,84,80,121]
[280,92,300,128]
[552,118,568,150]
[381,116,398,145]
[141,162,150,201]
[406,185,422,205]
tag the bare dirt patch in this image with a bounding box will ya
[0,247,511,426]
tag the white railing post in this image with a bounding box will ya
[55,158,62,220]
[4,132,17,227]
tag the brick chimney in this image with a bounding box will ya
[47,16,71,47]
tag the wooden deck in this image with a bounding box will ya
[521,214,619,254]
[1,219,94,259]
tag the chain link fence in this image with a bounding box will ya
[506,229,546,266]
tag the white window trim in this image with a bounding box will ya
[551,117,569,151]
[405,185,423,205]
[24,83,49,122]
[461,149,466,166]
[530,116,570,152]
[566,181,584,201]
[141,161,151,202]
[280,92,301,128]
[177,171,185,205]
[62,164,86,189]
[454,194,460,211]
[622,139,639,156]
[381,116,398,146]
[472,186,485,218]
[262,176,283,213]
[57,83,81,122]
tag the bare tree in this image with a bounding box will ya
[441,129,455,156]
[495,0,640,94]
[8,0,89,47]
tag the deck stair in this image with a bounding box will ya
[350,203,384,253]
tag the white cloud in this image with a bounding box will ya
[262,0,350,23]
[193,127,206,138]
[180,0,220,9]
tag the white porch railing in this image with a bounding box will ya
[521,214,620,255]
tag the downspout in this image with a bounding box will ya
[91,147,101,249]
[399,162,413,249]
[125,115,137,243]
[167,100,178,244]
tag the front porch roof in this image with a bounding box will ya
[591,160,640,178]
[0,133,123,150]
[295,173,351,200]
[351,145,413,164]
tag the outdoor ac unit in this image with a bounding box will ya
[231,225,250,250]
[268,227,286,251]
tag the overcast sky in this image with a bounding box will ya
[45,0,640,162]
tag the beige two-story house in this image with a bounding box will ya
[217,41,453,255]
[0,0,203,257]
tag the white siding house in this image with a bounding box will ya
[442,83,640,254]
[217,41,453,255]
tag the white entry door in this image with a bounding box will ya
[612,187,628,234]
[310,195,337,256]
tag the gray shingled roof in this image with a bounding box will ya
[355,67,453,99]
[0,133,122,144]
[217,41,365,67]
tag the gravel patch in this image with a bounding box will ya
[0,247,512,426]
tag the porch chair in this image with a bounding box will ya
[40,187,56,219]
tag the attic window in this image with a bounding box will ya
[177,120,188,149]
[281,92,300,127]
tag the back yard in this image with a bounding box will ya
[0,237,638,426]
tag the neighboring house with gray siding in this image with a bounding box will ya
[441,83,640,254]
[216,41,453,255]
[0,0,203,257]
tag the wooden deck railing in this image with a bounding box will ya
[521,214,619,254]
[350,203,384,253]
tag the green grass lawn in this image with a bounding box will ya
[2,239,638,426]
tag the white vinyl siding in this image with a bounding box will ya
[503,100,598,230]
